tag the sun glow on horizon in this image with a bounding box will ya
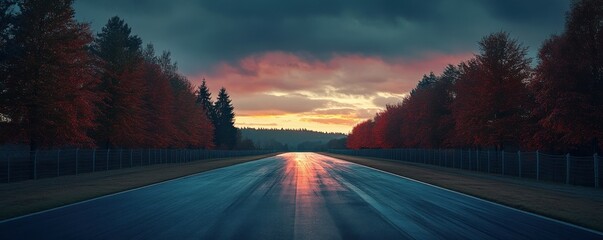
[190,51,472,134]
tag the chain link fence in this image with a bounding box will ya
[327,149,601,188]
[0,149,276,183]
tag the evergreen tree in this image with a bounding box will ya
[0,0,18,131]
[91,16,147,148]
[214,87,237,149]
[196,78,217,123]
[1,0,99,149]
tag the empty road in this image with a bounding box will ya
[1,152,601,239]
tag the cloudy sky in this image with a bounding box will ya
[74,0,570,133]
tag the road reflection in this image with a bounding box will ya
[282,153,340,239]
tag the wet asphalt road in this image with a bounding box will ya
[1,152,602,239]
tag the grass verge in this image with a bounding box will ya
[321,152,603,232]
[0,153,279,221]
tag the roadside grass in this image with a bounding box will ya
[321,152,603,232]
[0,153,280,221]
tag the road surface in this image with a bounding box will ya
[1,152,601,239]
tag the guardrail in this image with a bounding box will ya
[327,149,601,188]
[0,149,276,183]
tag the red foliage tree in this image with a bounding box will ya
[347,120,377,149]
[91,17,148,148]
[373,104,405,148]
[1,0,99,149]
[142,61,176,148]
[159,52,214,149]
[169,75,214,148]
[451,32,532,149]
[529,0,603,153]
[400,73,438,148]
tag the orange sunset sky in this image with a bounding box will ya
[74,1,569,133]
[195,52,472,133]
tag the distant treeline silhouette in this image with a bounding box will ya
[0,0,238,150]
[348,0,603,155]
[239,128,346,150]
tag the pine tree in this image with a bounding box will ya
[91,16,147,148]
[196,78,217,123]
[2,0,99,149]
[0,0,18,134]
[214,87,237,149]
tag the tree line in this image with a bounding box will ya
[0,0,238,150]
[239,127,346,150]
[347,0,603,155]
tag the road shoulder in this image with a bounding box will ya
[320,152,603,232]
[0,153,279,221]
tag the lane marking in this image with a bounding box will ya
[0,155,283,224]
[318,153,603,236]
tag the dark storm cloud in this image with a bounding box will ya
[74,0,569,74]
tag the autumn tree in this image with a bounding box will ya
[1,0,99,149]
[373,103,405,148]
[403,68,458,148]
[347,119,377,149]
[214,88,237,149]
[400,73,438,148]
[141,44,176,148]
[529,0,603,154]
[451,32,532,150]
[432,65,459,147]
[160,52,214,149]
[91,16,147,148]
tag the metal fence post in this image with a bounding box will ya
[452,149,455,168]
[75,148,79,175]
[487,150,490,173]
[460,149,463,169]
[595,153,599,188]
[119,149,123,169]
[476,149,480,172]
[502,151,505,175]
[566,153,570,185]
[57,149,61,177]
[423,149,426,164]
[536,150,540,181]
[469,148,473,171]
[34,151,37,180]
[7,154,10,183]
[518,151,522,178]
[92,149,96,172]
[106,149,110,171]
